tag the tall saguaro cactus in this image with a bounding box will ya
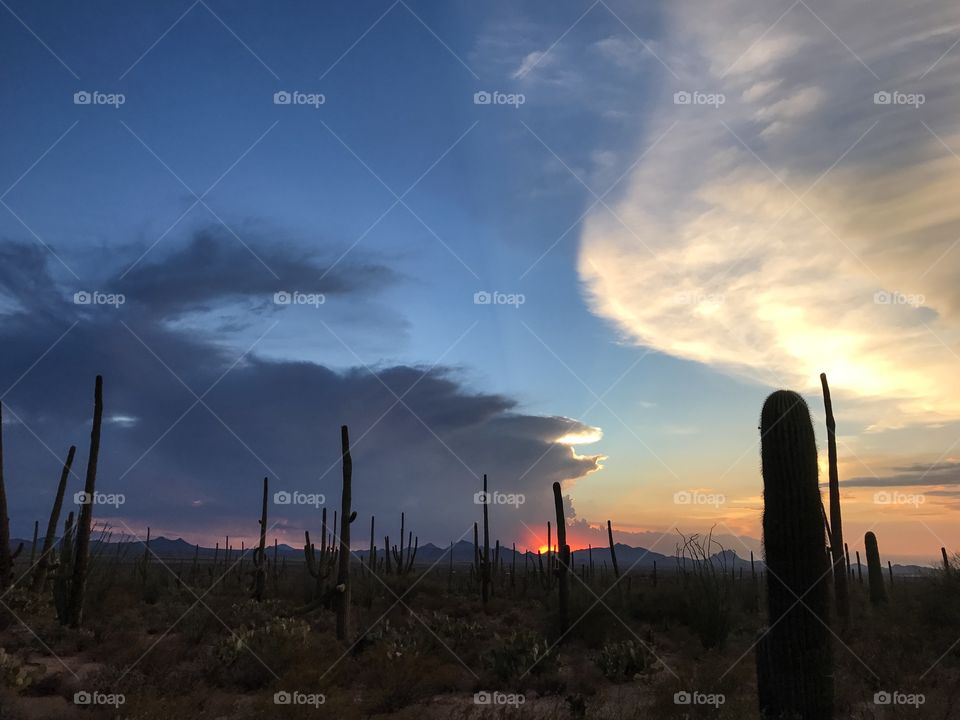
[482,474,491,606]
[756,390,833,719]
[607,520,620,579]
[0,405,24,590]
[820,373,849,623]
[335,425,353,641]
[552,482,570,634]
[66,375,103,628]
[864,532,886,605]
[253,477,268,601]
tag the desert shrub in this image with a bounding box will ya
[207,616,310,690]
[0,649,39,690]
[596,639,648,682]
[483,630,556,681]
[675,530,733,649]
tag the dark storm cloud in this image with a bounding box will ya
[842,462,960,488]
[0,235,602,546]
[110,229,396,320]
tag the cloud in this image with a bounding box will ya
[578,0,960,429]
[510,50,548,79]
[844,460,960,487]
[0,235,602,545]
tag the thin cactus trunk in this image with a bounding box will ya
[942,546,950,571]
[66,375,103,628]
[482,474,490,606]
[552,482,569,634]
[864,532,886,605]
[755,390,833,719]
[887,560,893,586]
[32,445,75,593]
[368,515,376,577]
[607,520,620,579]
[0,404,23,590]
[855,550,863,584]
[820,373,849,623]
[335,425,352,641]
[253,477,268,601]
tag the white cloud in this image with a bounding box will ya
[579,0,960,429]
[511,50,548,79]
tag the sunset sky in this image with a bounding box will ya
[2,0,959,564]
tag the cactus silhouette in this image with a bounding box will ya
[552,481,570,634]
[864,532,886,605]
[755,390,833,719]
[820,373,849,623]
[66,375,103,627]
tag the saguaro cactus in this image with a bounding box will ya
[756,390,833,719]
[864,532,886,605]
[482,474,491,606]
[32,446,76,593]
[607,520,620,579]
[552,482,570,634]
[253,477,268,601]
[67,375,103,628]
[0,404,24,590]
[335,425,353,641]
[820,373,849,623]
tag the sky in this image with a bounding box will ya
[1,0,959,564]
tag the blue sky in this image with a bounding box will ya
[3,0,960,562]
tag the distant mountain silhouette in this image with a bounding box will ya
[10,536,935,576]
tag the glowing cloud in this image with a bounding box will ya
[579,0,960,429]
